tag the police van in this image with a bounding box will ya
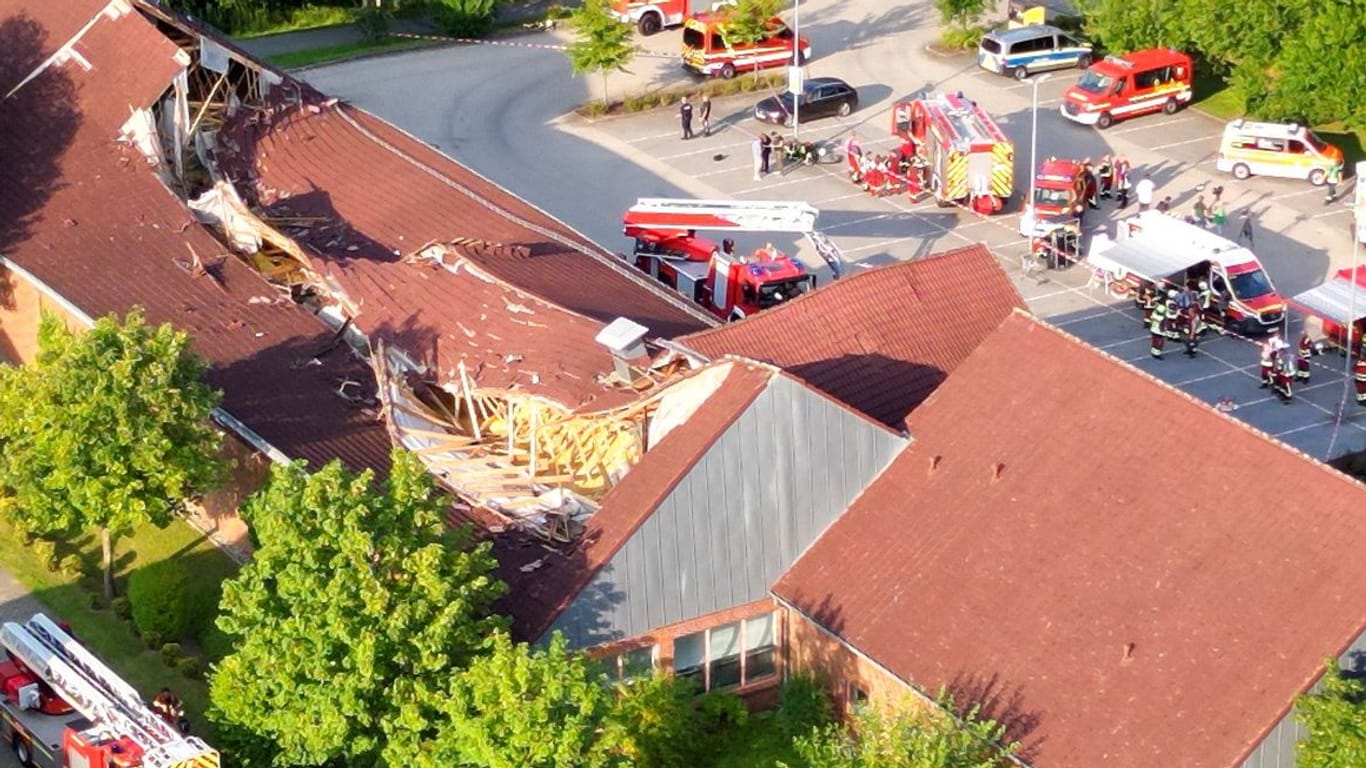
[978,25,1092,81]
[1215,119,1344,186]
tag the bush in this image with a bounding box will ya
[697,690,749,731]
[160,642,183,667]
[58,554,85,579]
[177,656,202,680]
[355,6,392,42]
[940,24,987,50]
[86,591,104,611]
[435,0,498,38]
[776,674,835,738]
[127,559,191,643]
[31,539,57,572]
[616,674,708,768]
[141,630,165,650]
[111,596,132,620]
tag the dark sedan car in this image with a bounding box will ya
[753,77,858,126]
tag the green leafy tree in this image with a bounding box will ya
[435,0,502,38]
[783,691,1018,768]
[0,310,224,600]
[566,0,637,105]
[404,631,627,768]
[1296,661,1366,768]
[206,451,505,768]
[934,0,987,30]
[612,673,711,768]
[721,0,785,47]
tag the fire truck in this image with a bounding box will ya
[0,613,218,768]
[622,198,844,321]
[682,13,810,79]
[1087,211,1286,335]
[1290,265,1366,353]
[891,93,1014,214]
[610,0,731,35]
[1018,157,1085,235]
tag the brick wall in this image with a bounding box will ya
[784,606,929,718]
[0,264,83,365]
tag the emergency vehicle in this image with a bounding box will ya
[610,0,731,35]
[1290,265,1366,353]
[681,13,810,79]
[1018,157,1085,234]
[1215,120,1344,186]
[1061,48,1193,129]
[1087,211,1286,335]
[621,198,844,321]
[891,93,1014,214]
[0,613,218,768]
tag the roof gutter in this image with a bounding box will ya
[0,255,293,466]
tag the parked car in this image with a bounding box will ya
[753,77,858,126]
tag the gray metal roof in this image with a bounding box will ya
[1290,276,1366,324]
[544,373,907,647]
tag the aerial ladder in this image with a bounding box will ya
[1,614,219,768]
[624,198,846,279]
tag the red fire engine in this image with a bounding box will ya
[891,93,1014,214]
[622,199,844,321]
[0,613,218,768]
[610,0,731,35]
[1290,265,1366,353]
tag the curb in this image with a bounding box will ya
[284,38,455,73]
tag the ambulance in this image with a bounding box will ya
[1060,48,1193,129]
[681,13,810,79]
[1214,120,1344,186]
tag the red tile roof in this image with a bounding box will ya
[775,311,1366,768]
[675,244,1023,429]
[217,99,715,408]
[495,360,774,640]
[0,0,109,71]
[0,5,392,475]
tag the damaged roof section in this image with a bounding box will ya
[0,1,393,474]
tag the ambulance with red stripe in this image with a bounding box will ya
[1061,48,1192,129]
[682,13,810,79]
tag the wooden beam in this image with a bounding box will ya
[457,361,482,441]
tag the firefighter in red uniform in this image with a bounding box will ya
[1259,331,1283,388]
[1296,332,1313,381]
[1355,340,1366,406]
[1138,281,1158,328]
[1149,302,1168,359]
[1272,352,1295,402]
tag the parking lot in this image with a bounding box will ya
[303,0,1366,461]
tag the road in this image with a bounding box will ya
[298,0,1366,461]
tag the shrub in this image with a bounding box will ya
[86,591,103,611]
[31,539,57,571]
[141,630,165,650]
[161,642,183,667]
[355,6,392,42]
[128,559,191,643]
[940,24,987,50]
[776,674,835,738]
[177,656,202,680]
[697,690,749,731]
[58,554,85,579]
[111,596,132,620]
[616,674,708,768]
[435,0,497,38]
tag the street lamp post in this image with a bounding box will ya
[1026,73,1053,234]
[791,0,801,137]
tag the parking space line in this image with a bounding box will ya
[1309,207,1348,219]
[1150,135,1219,151]
[813,190,869,205]
[823,212,896,231]
[1109,117,1190,135]
[655,139,753,162]
[625,130,687,144]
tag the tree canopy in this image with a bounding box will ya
[565,0,637,104]
[0,310,224,597]
[721,0,785,47]
[207,451,505,767]
[1296,661,1366,768]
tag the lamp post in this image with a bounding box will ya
[1026,73,1053,233]
[791,0,801,137]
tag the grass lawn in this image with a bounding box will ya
[708,712,808,768]
[0,515,239,735]
[267,37,440,69]
[235,7,360,39]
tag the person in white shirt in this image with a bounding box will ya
[1135,173,1155,211]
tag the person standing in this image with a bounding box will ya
[679,96,694,140]
[1081,159,1099,210]
[699,94,712,137]
[751,135,764,180]
[1238,210,1255,246]
[1259,331,1281,388]
[1097,154,1114,199]
[1211,202,1228,235]
[1273,354,1295,402]
[1114,156,1132,208]
[1139,281,1158,328]
[1135,172,1155,211]
[1325,161,1342,204]
[760,132,773,175]
[1296,332,1313,381]
[1149,301,1168,359]
[1192,195,1207,227]
[1354,340,1366,405]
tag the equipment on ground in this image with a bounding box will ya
[622,198,844,321]
[1087,211,1286,335]
[890,93,1014,214]
[0,613,218,768]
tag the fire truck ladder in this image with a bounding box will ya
[629,198,845,278]
[0,614,220,768]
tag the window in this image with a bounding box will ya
[683,28,705,49]
[1255,137,1286,152]
[600,645,658,681]
[1288,139,1308,154]
[1074,71,1114,94]
[979,37,1002,54]
[672,613,779,692]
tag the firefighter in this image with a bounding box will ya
[1182,303,1201,357]
[1097,154,1114,199]
[1138,281,1158,328]
[1259,333,1278,388]
[1296,332,1313,381]
[1150,301,1168,359]
[1355,341,1366,405]
[153,687,189,733]
[1197,280,1223,334]
[1272,352,1295,402]
[1163,289,1182,340]
[1082,159,1099,209]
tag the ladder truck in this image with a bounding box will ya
[0,613,219,768]
[621,198,845,322]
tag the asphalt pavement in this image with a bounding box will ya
[297,0,1366,462]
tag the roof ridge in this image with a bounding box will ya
[714,353,908,437]
[1010,309,1366,492]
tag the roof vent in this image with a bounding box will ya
[1121,642,1136,665]
[595,317,651,381]
[991,462,1005,483]
[928,455,942,475]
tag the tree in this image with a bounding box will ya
[783,691,1019,768]
[206,451,505,768]
[566,0,637,105]
[1296,661,1366,768]
[0,310,224,599]
[934,0,987,30]
[721,0,785,47]
[403,631,628,768]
